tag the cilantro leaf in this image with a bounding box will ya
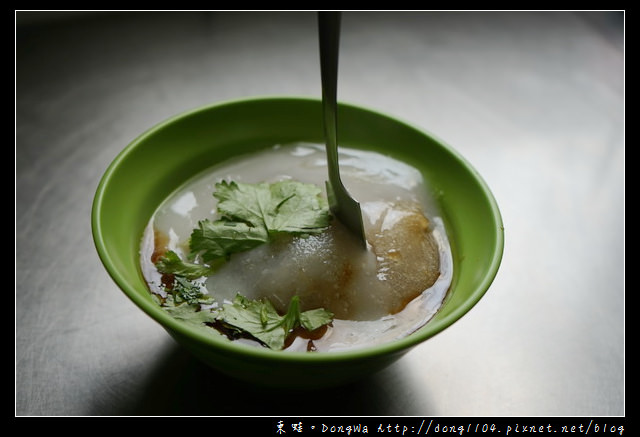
[170,276,207,304]
[300,308,336,331]
[157,274,213,306]
[155,250,216,279]
[215,295,287,350]
[186,180,330,267]
[216,294,334,350]
[161,298,222,337]
[266,180,332,234]
[189,219,268,264]
[213,180,330,236]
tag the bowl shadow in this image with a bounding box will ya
[95,342,435,417]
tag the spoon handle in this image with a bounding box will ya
[318,11,341,185]
[318,12,367,248]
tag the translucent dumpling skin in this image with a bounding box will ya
[204,200,440,320]
[366,201,441,316]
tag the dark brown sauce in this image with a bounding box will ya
[150,230,167,263]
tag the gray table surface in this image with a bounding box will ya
[15,11,624,417]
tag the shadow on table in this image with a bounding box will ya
[96,342,433,417]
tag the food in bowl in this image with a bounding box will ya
[92,96,504,387]
[140,142,453,352]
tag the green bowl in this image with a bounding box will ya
[92,96,504,389]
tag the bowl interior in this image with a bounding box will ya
[92,96,503,370]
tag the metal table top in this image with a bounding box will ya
[16,11,624,417]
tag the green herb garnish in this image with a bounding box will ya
[216,294,334,350]
[152,179,334,350]
[188,180,330,264]
[151,284,220,336]
[155,250,217,279]
[160,298,222,337]
[189,219,268,264]
[214,180,330,235]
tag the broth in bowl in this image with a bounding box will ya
[140,142,453,352]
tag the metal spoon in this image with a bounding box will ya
[318,11,367,249]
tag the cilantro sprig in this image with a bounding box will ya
[213,180,330,236]
[154,250,217,279]
[190,180,330,263]
[215,294,334,350]
[156,180,330,273]
[156,279,334,350]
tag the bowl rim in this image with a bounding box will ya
[92,94,504,363]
